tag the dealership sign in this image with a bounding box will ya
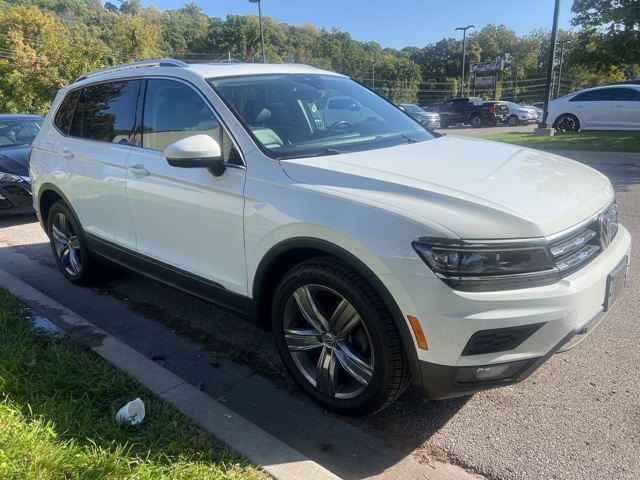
[470,60,504,73]
[475,76,495,87]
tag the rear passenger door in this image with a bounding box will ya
[52,81,139,253]
[124,78,249,298]
[610,87,640,129]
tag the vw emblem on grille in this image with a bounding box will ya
[598,205,618,250]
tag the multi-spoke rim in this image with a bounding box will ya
[51,212,82,277]
[282,284,374,399]
[556,115,578,132]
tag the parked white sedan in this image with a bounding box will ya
[548,84,640,132]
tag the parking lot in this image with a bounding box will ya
[1,137,639,479]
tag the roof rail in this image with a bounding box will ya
[75,58,189,82]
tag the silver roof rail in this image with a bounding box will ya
[75,58,189,82]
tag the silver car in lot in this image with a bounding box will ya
[397,104,441,129]
[504,102,539,126]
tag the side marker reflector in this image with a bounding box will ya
[407,315,428,350]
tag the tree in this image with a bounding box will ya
[0,5,104,113]
[571,0,640,68]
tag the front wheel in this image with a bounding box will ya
[272,257,410,416]
[47,200,104,285]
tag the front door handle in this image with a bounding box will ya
[128,164,150,177]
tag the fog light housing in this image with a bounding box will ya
[454,360,530,383]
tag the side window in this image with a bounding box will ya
[571,89,612,102]
[80,81,139,143]
[53,89,81,135]
[142,79,237,163]
[613,88,640,101]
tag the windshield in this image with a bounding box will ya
[208,74,434,160]
[0,118,42,147]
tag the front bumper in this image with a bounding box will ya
[0,181,34,216]
[396,225,631,400]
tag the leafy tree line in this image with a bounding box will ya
[0,0,637,114]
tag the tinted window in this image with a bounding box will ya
[571,89,613,102]
[67,81,139,143]
[613,87,640,101]
[141,79,237,163]
[54,90,81,135]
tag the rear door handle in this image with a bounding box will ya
[61,149,74,159]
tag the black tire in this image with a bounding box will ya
[272,256,410,416]
[508,115,519,127]
[47,200,105,285]
[440,121,451,128]
[470,114,483,128]
[554,113,580,132]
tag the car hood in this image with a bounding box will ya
[0,145,30,176]
[279,136,614,239]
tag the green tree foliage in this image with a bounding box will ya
[571,0,640,68]
[0,5,104,113]
[0,0,635,112]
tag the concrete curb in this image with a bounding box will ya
[0,267,340,480]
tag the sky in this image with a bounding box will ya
[139,0,576,51]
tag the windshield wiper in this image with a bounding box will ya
[401,135,421,144]
[277,148,343,160]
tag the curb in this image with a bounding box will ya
[0,267,340,480]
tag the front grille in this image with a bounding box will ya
[548,202,619,277]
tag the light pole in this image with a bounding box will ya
[249,0,266,63]
[539,0,561,130]
[556,39,571,99]
[455,25,474,97]
[372,61,377,90]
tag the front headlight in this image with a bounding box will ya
[0,172,24,183]
[412,237,561,292]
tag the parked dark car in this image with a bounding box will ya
[0,114,43,216]
[430,97,509,128]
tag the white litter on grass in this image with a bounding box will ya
[115,398,146,425]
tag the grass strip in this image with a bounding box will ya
[0,288,269,480]
[480,131,640,153]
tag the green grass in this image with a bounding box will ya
[0,288,269,480]
[480,131,640,153]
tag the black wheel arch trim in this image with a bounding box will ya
[252,236,423,389]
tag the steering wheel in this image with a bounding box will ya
[326,120,352,135]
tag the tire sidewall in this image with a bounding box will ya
[47,201,93,285]
[272,260,397,416]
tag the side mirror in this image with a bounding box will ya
[165,134,226,177]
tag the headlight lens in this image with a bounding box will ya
[412,237,560,292]
[0,172,24,182]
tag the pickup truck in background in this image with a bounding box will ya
[429,97,509,128]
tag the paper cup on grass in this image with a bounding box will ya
[115,397,145,425]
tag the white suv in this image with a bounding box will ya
[30,60,631,416]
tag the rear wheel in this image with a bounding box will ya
[272,256,410,416]
[508,115,519,126]
[47,201,105,285]
[554,113,580,132]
